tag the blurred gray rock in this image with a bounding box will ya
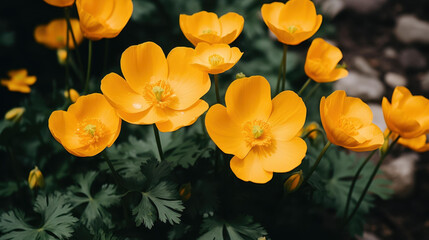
[344,0,387,14]
[334,71,385,100]
[384,72,407,88]
[395,15,429,44]
[419,71,429,91]
[399,48,427,70]
[353,56,379,77]
[381,153,419,198]
[368,104,386,132]
[383,47,397,59]
[314,0,346,18]
[356,232,381,240]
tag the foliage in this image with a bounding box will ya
[198,216,267,240]
[0,192,78,240]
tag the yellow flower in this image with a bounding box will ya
[191,43,243,75]
[34,19,83,50]
[76,0,133,40]
[386,130,429,153]
[48,93,122,157]
[1,69,36,93]
[320,90,384,152]
[180,11,244,46]
[64,88,80,102]
[284,170,303,193]
[382,86,429,139]
[57,49,68,65]
[28,166,45,189]
[305,38,348,83]
[5,107,25,122]
[261,0,322,45]
[205,76,307,183]
[101,42,210,132]
[43,0,74,7]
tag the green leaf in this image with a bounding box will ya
[164,133,212,169]
[198,216,267,240]
[132,181,184,229]
[0,181,20,197]
[308,144,393,235]
[67,171,120,231]
[0,192,78,240]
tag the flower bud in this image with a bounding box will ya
[57,49,67,65]
[235,72,246,79]
[28,166,45,189]
[5,107,25,123]
[284,170,303,193]
[179,183,191,201]
[64,88,80,103]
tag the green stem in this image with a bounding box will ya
[102,39,109,74]
[103,153,126,190]
[275,48,286,94]
[303,141,332,185]
[297,78,312,96]
[345,135,400,225]
[303,83,321,102]
[84,40,92,93]
[64,7,84,77]
[280,44,288,91]
[153,124,165,161]
[301,128,327,145]
[64,15,71,103]
[214,74,221,104]
[343,149,377,219]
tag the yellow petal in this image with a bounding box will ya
[156,100,208,132]
[205,104,251,159]
[120,42,168,94]
[166,47,211,110]
[225,76,272,125]
[179,11,221,45]
[43,0,74,7]
[268,90,306,141]
[261,2,285,29]
[48,110,83,150]
[230,150,273,184]
[280,0,317,31]
[259,137,307,173]
[101,73,150,113]
[219,12,244,44]
[342,96,373,125]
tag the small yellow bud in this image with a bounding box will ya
[4,107,25,122]
[284,170,303,193]
[57,49,68,65]
[258,237,267,240]
[235,72,246,79]
[64,88,80,103]
[28,166,45,190]
[300,122,320,140]
[179,183,191,201]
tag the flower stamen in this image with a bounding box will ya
[209,54,224,67]
[243,120,272,147]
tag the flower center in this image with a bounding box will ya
[243,120,272,147]
[76,119,106,146]
[287,25,299,34]
[209,54,224,67]
[152,86,164,101]
[339,117,362,136]
[84,124,96,136]
[202,29,217,35]
[143,80,176,108]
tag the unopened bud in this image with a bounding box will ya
[179,183,191,201]
[284,170,303,193]
[4,107,25,123]
[57,49,67,65]
[64,88,80,103]
[28,166,45,189]
[235,72,246,79]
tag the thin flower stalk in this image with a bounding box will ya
[84,40,92,93]
[153,124,165,162]
[303,141,332,185]
[303,83,320,102]
[65,7,84,75]
[214,74,221,104]
[297,78,312,96]
[281,44,288,92]
[345,135,400,225]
